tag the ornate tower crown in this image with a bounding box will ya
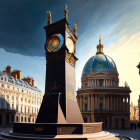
[96,34,104,55]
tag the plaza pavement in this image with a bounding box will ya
[108,129,140,140]
[0,127,140,140]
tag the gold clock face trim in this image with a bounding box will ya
[66,37,75,53]
[46,34,64,52]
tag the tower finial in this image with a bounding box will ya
[64,5,68,20]
[47,10,52,25]
[74,23,78,37]
[99,33,101,44]
[96,33,104,55]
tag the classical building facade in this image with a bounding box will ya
[137,63,140,122]
[130,103,139,122]
[77,35,131,129]
[0,65,43,126]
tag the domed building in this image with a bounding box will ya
[77,35,131,129]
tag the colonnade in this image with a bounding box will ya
[78,94,130,113]
[83,78,118,88]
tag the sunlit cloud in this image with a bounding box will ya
[105,31,140,105]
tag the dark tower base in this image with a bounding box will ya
[13,122,102,135]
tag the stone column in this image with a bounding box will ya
[88,94,90,111]
[91,94,93,111]
[95,95,97,110]
[93,94,95,111]
[79,95,82,111]
[110,95,112,111]
[116,96,118,111]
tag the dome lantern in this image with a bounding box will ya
[96,34,104,55]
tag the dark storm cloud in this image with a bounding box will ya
[0,0,134,56]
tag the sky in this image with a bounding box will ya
[0,0,140,105]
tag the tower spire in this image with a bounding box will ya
[74,23,78,37]
[99,33,101,44]
[47,10,52,25]
[96,34,104,55]
[64,5,68,20]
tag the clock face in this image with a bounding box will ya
[46,34,64,52]
[66,37,75,53]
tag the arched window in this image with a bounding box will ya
[25,117,27,122]
[84,117,87,122]
[21,117,23,122]
[28,117,30,122]
[16,116,19,122]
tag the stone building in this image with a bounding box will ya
[138,95,140,122]
[137,63,140,122]
[0,65,43,126]
[130,103,139,122]
[77,35,131,129]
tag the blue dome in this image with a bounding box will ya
[82,54,117,76]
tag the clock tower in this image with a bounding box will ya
[36,6,83,123]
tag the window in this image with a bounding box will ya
[28,117,30,122]
[100,97,103,101]
[32,118,34,123]
[85,104,87,112]
[7,85,10,89]
[1,84,4,88]
[6,95,9,99]
[12,96,14,101]
[99,79,104,87]
[25,117,27,122]
[85,97,88,100]
[13,87,15,90]
[16,116,19,122]
[12,104,14,109]
[1,77,3,81]
[16,106,18,112]
[99,103,103,110]
[21,117,23,122]
[7,104,10,110]
[84,117,87,122]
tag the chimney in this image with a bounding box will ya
[11,70,22,80]
[5,65,12,73]
[22,77,35,87]
[11,72,17,79]
[32,79,35,87]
